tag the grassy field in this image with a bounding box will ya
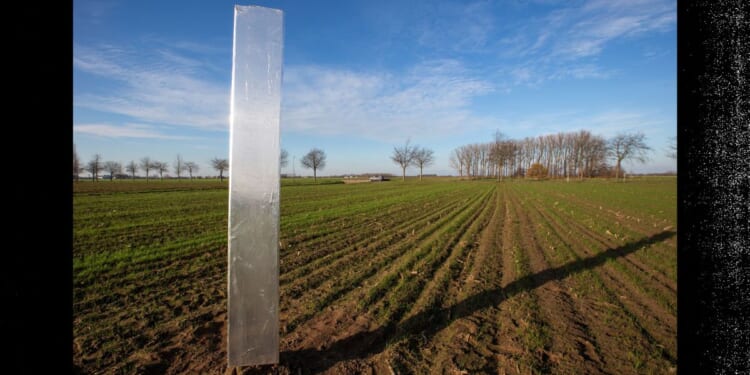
[73,177,676,374]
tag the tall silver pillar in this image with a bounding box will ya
[227,5,284,367]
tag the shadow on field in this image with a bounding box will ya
[274,230,676,373]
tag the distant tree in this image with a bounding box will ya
[140,157,153,182]
[174,154,185,179]
[391,140,416,181]
[526,163,548,179]
[280,149,289,169]
[449,150,463,177]
[666,136,677,160]
[154,161,169,181]
[125,160,138,179]
[300,148,326,182]
[73,144,82,182]
[608,132,651,181]
[412,147,434,181]
[103,161,122,181]
[184,161,199,180]
[211,158,229,182]
[86,154,102,182]
[490,131,509,181]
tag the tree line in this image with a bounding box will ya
[449,130,651,181]
[74,131,657,183]
[74,146,329,182]
[73,146,229,182]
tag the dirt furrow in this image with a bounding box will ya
[424,186,507,374]
[513,192,607,374]
[280,195,468,288]
[279,190,491,334]
[545,196,677,285]
[542,202,676,314]
[381,186,498,373]
[522,191,676,371]
[279,189,466,265]
[278,187,493,347]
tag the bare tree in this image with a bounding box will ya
[140,157,153,182]
[300,148,326,182]
[184,161,199,180]
[103,161,122,181]
[211,158,229,182]
[449,149,463,177]
[153,161,169,180]
[412,147,434,181]
[490,131,508,181]
[666,136,677,160]
[280,149,289,169]
[608,132,651,181]
[86,154,102,182]
[391,140,416,181]
[174,154,185,179]
[73,144,82,182]
[125,161,138,179]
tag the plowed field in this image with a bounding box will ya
[73,177,676,374]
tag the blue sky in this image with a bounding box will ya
[74,0,676,177]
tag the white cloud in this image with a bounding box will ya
[74,43,498,143]
[74,123,193,140]
[282,60,494,142]
[74,44,230,131]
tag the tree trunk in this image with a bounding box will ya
[419,165,423,181]
[313,168,317,183]
[402,167,406,181]
[616,159,621,181]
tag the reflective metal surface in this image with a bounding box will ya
[227,5,283,367]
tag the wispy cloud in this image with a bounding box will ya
[415,1,495,53]
[74,42,497,143]
[282,60,494,142]
[494,0,674,85]
[74,43,229,131]
[74,123,193,140]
